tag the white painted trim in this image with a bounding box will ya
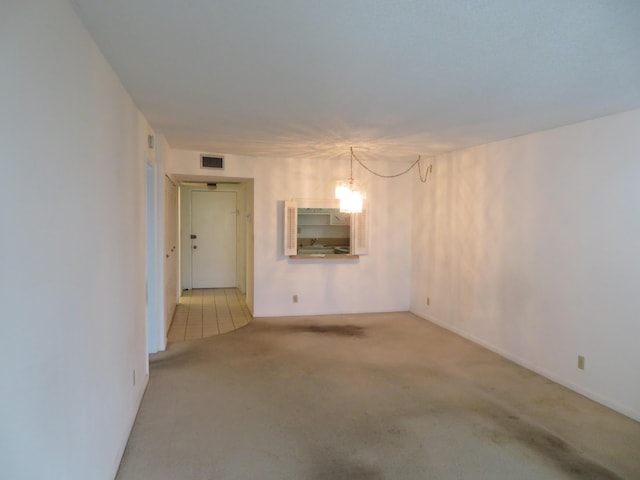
[283,200,298,256]
[145,162,158,354]
[145,152,167,354]
[255,307,409,318]
[155,152,168,352]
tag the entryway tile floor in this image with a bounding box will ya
[167,288,251,342]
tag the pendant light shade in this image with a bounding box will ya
[335,148,365,213]
[339,188,364,213]
[335,180,351,202]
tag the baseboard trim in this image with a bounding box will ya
[411,309,640,423]
[254,307,410,318]
[110,373,150,479]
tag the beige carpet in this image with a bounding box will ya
[117,312,640,479]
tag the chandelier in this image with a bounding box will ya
[335,147,365,213]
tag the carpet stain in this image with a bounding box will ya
[310,455,383,480]
[480,404,623,480]
[283,324,366,337]
[515,426,621,479]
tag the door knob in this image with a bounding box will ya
[190,234,197,239]
[193,245,197,250]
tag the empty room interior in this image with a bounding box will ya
[2,1,640,479]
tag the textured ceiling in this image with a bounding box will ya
[72,0,640,161]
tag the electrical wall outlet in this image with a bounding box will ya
[293,294,298,303]
[578,355,585,370]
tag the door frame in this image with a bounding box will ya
[145,162,159,354]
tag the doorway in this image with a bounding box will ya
[179,181,254,315]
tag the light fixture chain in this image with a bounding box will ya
[351,148,432,182]
[418,161,433,183]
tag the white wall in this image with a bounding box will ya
[0,1,150,478]
[411,109,640,421]
[169,151,412,317]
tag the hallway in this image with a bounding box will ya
[118,312,640,479]
[167,288,251,342]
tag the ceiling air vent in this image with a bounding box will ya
[201,154,224,170]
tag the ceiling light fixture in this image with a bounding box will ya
[335,148,365,213]
[336,147,433,214]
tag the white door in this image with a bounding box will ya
[191,191,237,288]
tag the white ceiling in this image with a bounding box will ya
[72,0,640,161]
